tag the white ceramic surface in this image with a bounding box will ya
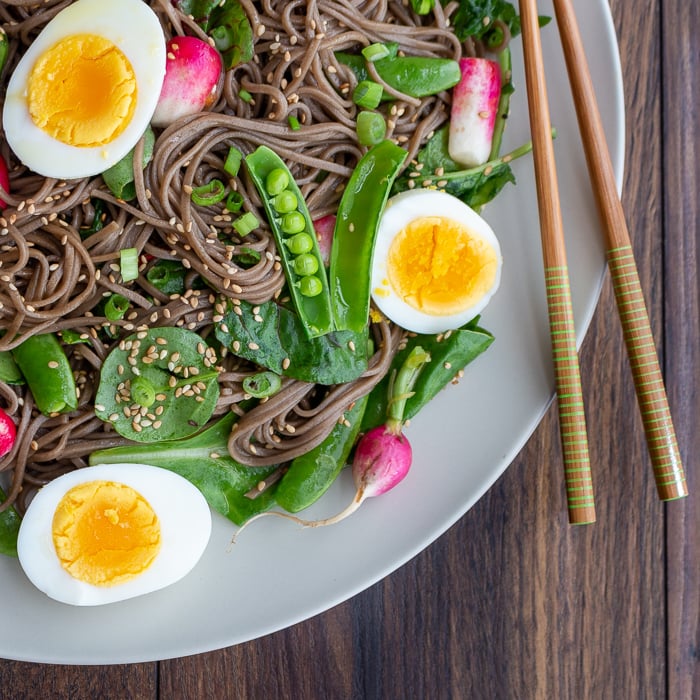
[0,0,624,664]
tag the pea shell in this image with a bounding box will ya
[245,146,333,338]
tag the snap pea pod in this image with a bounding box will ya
[0,351,24,385]
[328,139,407,332]
[11,333,78,416]
[275,393,369,513]
[245,146,334,338]
[335,51,460,100]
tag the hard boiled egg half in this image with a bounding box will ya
[371,189,502,334]
[17,463,212,606]
[2,0,166,179]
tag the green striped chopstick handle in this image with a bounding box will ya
[545,265,596,524]
[607,246,687,500]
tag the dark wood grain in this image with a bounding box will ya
[662,1,700,698]
[1,1,697,698]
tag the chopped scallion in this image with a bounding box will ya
[225,190,244,213]
[362,42,391,62]
[104,294,130,321]
[353,80,383,109]
[356,111,387,146]
[239,88,253,103]
[233,211,259,236]
[120,248,139,282]
[242,371,282,398]
[288,115,301,131]
[191,179,227,207]
[224,147,243,177]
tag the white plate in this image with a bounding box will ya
[0,0,624,664]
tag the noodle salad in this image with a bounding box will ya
[0,0,541,602]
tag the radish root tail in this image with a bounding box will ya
[231,489,367,546]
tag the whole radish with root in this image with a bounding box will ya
[233,346,431,540]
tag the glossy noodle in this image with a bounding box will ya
[0,0,482,513]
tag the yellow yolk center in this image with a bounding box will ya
[52,480,161,587]
[27,34,137,147]
[386,216,498,315]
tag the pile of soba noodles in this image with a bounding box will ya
[0,0,479,514]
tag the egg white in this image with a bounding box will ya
[17,463,212,606]
[2,0,166,179]
[371,189,503,334]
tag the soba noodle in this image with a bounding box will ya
[0,0,473,514]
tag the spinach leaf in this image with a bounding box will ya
[393,125,519,208]
[102,126,155,201]
[361,319,495,430]
[174,0,253,69]
[0,487,20,557]
[215,299,369,385]
[95,327,220,442]
[90,414,278,525]
[448,0,521,42]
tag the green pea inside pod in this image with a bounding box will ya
[94,327,220,442]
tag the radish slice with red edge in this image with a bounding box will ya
[151,36,223,128]
[448,57,502,168]
[0,154,9,209]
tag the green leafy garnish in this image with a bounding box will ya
[102,126,155,201]
[361,319,495,431]
[215,299,369,385]
[174,0,253,69]
[94,327,220,442]
[393,125,527,208]
[449,0,550,46]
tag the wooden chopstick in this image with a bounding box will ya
[551,0,688,501]
[519,0,596,524]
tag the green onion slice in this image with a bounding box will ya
[233,211,260,236]
[242,371,282,398]
[356,111,387,146]
[353,80,383,109]
[224,147,243,177]
[104,293,130,321]
[120,248,139,282]
[191,179,227,207]
[362,42,391,62]
[225,191,244,213]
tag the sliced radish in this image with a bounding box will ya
[151,36,223,128]
[0,154,9,209]
[448,57,502,167]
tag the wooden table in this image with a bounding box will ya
[1,1,697,697]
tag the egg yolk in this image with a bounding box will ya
[51,480,161,587]
[385,216,498,315]
[27,34,137,148]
